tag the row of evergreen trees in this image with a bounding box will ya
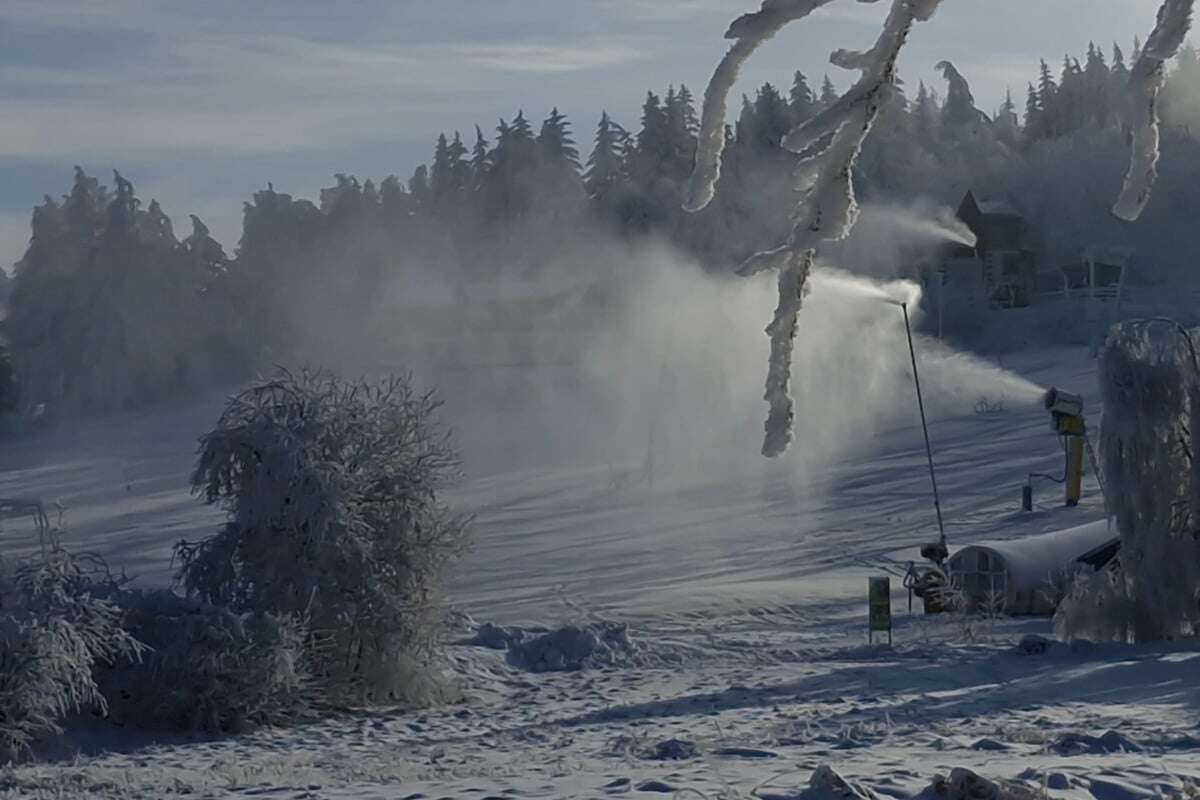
[7,42,1200,416]
[7,170,240,414]
[1026,41,1143,142]
[392,39,1200,261]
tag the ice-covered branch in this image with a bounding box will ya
[684,0,852,213]
[687,0,941,457]
[761,250,815,457]
[1113,0,1194,221]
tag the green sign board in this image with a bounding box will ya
[869,576,892,644]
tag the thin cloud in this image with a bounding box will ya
[449,40,648,73]
[0,25,656,160]
[2,0,154,24]
[603,0,738,23]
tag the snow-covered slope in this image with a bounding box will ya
[0,343,1194,799]
[0,345,1100,623]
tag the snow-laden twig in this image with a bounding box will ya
[686,0,942,457]
[1113,0,1194,221]
[683,0,842,214]
[760,252,814,456]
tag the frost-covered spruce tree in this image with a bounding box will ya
[1057,320,1200,642]
[7,169,231,416]
[178,369,470,702]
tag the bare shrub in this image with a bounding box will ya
[0,369,470,753]
[177,369,470,703]
[0,546,143,760]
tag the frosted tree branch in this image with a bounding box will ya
[1113,0,1194,221]
[761,251,815,457]
[683,0,847,214]
[687,0,1181,457]
[686,0,942,457]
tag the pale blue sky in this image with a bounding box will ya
[0,0,1166,265]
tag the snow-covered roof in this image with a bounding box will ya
[975,198,1020,217]
[951,519,1117,591]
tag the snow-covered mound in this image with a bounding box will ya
[505,621,638,672]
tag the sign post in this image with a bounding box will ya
[869,576,892,645]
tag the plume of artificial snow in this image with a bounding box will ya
[686,0,942,457]
[1113,0,1194,221]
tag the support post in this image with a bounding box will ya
[902,303,946,548]
[937,268,946,340]
[1066,435,1085,507]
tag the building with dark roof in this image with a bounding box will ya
[946,191,1037,308]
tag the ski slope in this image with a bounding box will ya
[454,345,1101,627]
[0,344,1196,799]
[0,344,1101,624]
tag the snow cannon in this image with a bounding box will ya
[1043,388,1083,419]
[1040,387,1086,508]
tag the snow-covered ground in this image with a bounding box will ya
[0,344,1196,799]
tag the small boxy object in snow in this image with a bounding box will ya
[868,576,892,644]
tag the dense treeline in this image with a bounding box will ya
[6,170,243,414]
[7,42,1200,416]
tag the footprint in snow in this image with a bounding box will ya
[635,779,676,793]
[970,737,1011,751]
[604,777,631,793]
[712,746,779,759]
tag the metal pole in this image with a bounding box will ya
[937,269,945,341]
[902,303,946,547]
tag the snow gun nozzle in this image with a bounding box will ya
[1043,387,1083,418]
[1044,387,1087,505]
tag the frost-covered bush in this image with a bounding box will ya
[1056,319,1200,642]
[0,547,143,760]
[1055,568,1141,643]
[99,591,312,734]
[177,369,470,703]
[0,541,315,753]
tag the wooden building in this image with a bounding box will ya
[944,191,1037,308]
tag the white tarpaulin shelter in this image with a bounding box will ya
[948,520,1118,615]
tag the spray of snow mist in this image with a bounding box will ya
[685,0,946,457]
